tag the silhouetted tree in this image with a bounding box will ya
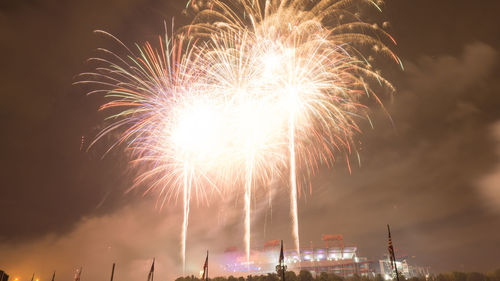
[285,271,299,281]
[327,273,344,281]
[347,274,362,281]
[318,272,329,281]
[488,269,500,281]
[299,270,314,281]
[440,273,453,281]
[183,275,201,281]
[450,272,466,281]
[267,273,280,281]
[465,272,484,281]
[174,267,500,281]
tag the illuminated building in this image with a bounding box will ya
[220,235,375,277]
[377,254,430,280]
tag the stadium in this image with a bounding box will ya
[220,235,374,277]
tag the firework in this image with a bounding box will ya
[76,30,223,272]
[79,0,399,270]
[78,28,287,270]
[187,0,399,260]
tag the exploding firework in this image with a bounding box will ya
[77,28,287,271]
[79,0,399,271]
[76,30,227,272]
[186,0,399,260]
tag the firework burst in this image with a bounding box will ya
[186,0,399,260]
[79,0,399,270]
[76,30,225,272]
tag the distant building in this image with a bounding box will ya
[220,235,376,278]
[376,254,430,280]
[0,270,9,281]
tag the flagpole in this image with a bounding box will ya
[147,258,155,281]
[276,240,286,281]
[202,250,209,281]
[51,271,56,281]
[110,263,115,281]
[387,225,400,281]
[281,241,285,281]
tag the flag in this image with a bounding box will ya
[202,251,209,281]
[51,271,56,281]
[110,263,115,281]
[279,240,284,265]
[387,224,395,269]
[387,224,400,281]
[147,259,155,281]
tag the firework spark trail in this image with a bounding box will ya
[181,163,192,274]
[289,107,300,257]
[244,157,254,264]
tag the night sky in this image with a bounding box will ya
[1,1,500,281]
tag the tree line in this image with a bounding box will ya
[175,268,500,281]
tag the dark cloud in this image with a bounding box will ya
[0,0,188,242]
[296,42,500,272]
[478,122,500,213]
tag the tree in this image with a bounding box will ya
[267,273,279,281]
[347,274,362,281]
[327,273,344,281]
[252,275,263,281]
[452,272,467,281]
[286,271,299,281]
[488,268,500,281]
[299,270,314,281]
[318,272,329,281]
[436,273,451,281]
[465,272,484,281]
